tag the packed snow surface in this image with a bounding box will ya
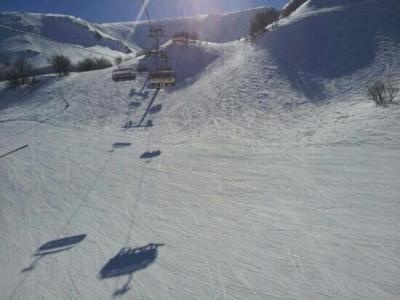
[1,0,400,299]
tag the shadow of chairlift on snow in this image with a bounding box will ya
[129,78,150,99]
[112,68,136,82]
[124,89,159,131]
[129,89,149,99]
[123,119,153,130]
[149,104,162,115]
[140,150,161,162]
[99,243,164,297]
[22,234,87,272]
[110,142,132,153]
[124,120,134,129]
[128,101,141,109]
[112,143,132,149]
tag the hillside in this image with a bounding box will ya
[1,0,400,299]
[98,7,271,49]
[0,12,134,70]
[0,7,270,71]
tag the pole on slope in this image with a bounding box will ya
[0,145,29,159]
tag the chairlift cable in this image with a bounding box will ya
[141,0,153,27]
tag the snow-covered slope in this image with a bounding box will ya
[263,0,400,100]
[1,0,400,299]
[0,12,134,69]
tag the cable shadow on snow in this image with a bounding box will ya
[99,243,164,297]
[21,234,87,272]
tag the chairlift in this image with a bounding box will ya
[140,7,173,89]
[148,68,176,89]
[112,67,136,81]
[150,26,167,38]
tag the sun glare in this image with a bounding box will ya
[125,0,151,43]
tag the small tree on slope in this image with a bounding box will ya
[115,56,123,69]
[367,80,399,106]
[51,55,72,76]
[6,58,34,87]
[249,8,280,38]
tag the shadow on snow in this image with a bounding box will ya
[99,243,164,297]
[22,234,87,272]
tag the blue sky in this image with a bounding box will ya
[0,0,287,23]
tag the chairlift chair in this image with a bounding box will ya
[148,68,176,89]
[112,68,136,81]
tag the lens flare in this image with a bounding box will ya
[125,0,150,45]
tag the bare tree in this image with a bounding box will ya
[76,57,112,72]
[51,55,72,76]
[6,58,34,87]
[367,80,399,105]
[386,81,399,103]
[249,8,280,38]
[115,56,123,69]
[14,58,32,84]
[268,9,280,30]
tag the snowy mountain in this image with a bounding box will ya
[0,12,134,70]
[0,7,270,71]
[98,7,272,49]
[1,0,400,299]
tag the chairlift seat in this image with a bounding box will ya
[148,68,176,89]
[112,68,136,81]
